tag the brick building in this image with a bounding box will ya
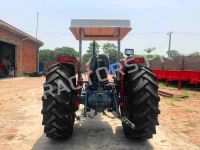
[0,19,43,77]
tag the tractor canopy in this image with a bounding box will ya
[70,19,132,41]
[68,19,132,80]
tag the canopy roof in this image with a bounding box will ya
[70,19,132,41]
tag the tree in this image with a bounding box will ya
[144,47,156,59]
[167,50,181,58]
[153,54,161,59]
[87,41,100,56]
[82,53,90,65]
[39,47,78,62]
[102,43,123,62]
[188,51,200,56]
[144,47,156,54]
[102,43,117,55]
[54,47,79,57]
[39,49,55,61]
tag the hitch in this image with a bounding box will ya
[121,116,135,129]
[103,111,135,130]
[111,111,135,130]
[112,90,135,130]
[85,109,97,119]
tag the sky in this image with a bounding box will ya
[1,0,200,56]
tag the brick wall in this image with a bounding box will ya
[163,57,183,70]
[22,40,38,74]
[184,56,200,70]
[150,58,163,70]
[150,56,200,70]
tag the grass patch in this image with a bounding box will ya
[172,130,178,134]
[6,134,16,140]
[23,73,31,77]
[159,82,166,89]
[184,123,189,127]
[169,101,176,107]
[160,140,166,143]
[185,109,198,113]
[172,97,183,102]
[181,130,191,134]
[182,90,189,97]
[188,122,197,128]
[186,109,194,113]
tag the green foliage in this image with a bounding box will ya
[172,97,183,102]
[39,49,55,61]
[144,47,157,60]
[188,51,200,56]
[102,43,117,54]
[145,54,161,60]
[54,47,79,57]
[159,82,166,89]
[167,50,182,58]
[102,43,124,61]
[82,53,90,65]
[39,47,78,61]
[152,54,161,59]
[87,42,100,56]
[144,47,156,54]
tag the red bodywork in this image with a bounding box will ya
[58,56,146,96]
[0,63,5,69]
[58,56,79,63]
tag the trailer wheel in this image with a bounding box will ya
[122,64,160,140]
[41,63,76,140]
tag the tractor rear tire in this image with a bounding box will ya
[122,64,160,140]
[42,63,76,140]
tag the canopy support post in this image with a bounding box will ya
[117,27,121,80]
[79,28,83,71]
[92,40,96,55]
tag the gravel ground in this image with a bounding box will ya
[0,77,199,150]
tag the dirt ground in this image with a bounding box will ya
[0,77,199,150]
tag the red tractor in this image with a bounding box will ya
[42,19,160,140]
[0,62,6,77]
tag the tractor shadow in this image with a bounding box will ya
[32,114,153,150]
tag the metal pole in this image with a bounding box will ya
[36,12,39,39]
[181,56,185,70]
[93,40,96,55]
[79,28,83,71]
[117,27,121,80]
[167,31,173,58]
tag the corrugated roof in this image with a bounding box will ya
[0,19,43,46]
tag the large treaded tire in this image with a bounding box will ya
[42,63,76,140]
[122,64,160,140]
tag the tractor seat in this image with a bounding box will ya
[88,54,109,83]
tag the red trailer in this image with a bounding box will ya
[152,69,200,90]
